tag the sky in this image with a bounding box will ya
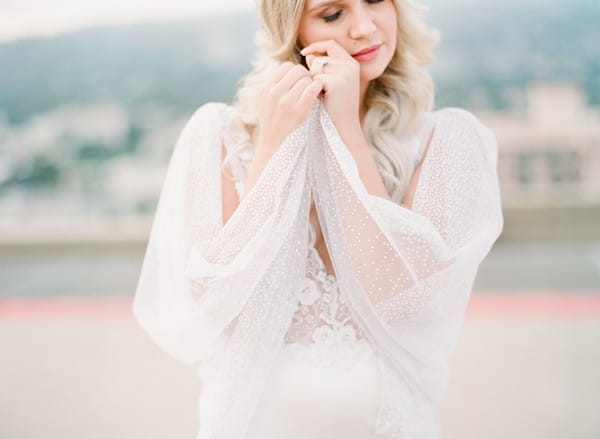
[0,0,256,43]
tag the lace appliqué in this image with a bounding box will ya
[283,221,373,369]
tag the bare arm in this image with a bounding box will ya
[402,128,435,209]
[239,147,275,202]
[221,61,321,225]
[221,142,276,226]
[335,123,435,208]
[221,143,240,226]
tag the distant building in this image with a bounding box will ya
[479,83,600,208]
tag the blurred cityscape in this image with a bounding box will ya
[0,2,598,245]
[485,83,600,208]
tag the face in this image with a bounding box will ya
[297,0,398,83]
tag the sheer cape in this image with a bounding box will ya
[132,99,504,438]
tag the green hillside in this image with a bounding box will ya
[0,0,598,125]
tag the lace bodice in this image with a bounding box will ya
[283,219,375,367]
[222,127,373,368]
[283,220,368,346]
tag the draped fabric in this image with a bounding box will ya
[132,99,504,438]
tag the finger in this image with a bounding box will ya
[262,62,295,100]
[305,53,331,71]
[271,65,310,98]
[287,75,313,102]
[298,79,325,108]
[308,57,340,77]
[300,39,351,60]
[307,55,329,73]
[309,73,331,93]
[268,61,296,87]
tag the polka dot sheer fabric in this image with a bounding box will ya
[132,99,503,438]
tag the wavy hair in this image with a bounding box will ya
[224,0,440,203]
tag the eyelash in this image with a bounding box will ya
[322,0,385,22]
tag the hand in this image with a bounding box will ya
[256,61,324,155]
[301,40,361,136]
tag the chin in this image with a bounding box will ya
[360,64,388,82]
[360,56,393,80]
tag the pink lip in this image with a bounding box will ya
[352,44,381,62]
[352,44,381,56]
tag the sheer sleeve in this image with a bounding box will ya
[132,102,311,368]
[310,104,503,434]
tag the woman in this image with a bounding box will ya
[132,0,504,438]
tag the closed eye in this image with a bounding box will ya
[322,0,386,23]
[323,10,342,22]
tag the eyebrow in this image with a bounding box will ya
[307,0,342,13]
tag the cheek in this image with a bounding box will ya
[298,18,345,48]
[383,20,397,54]
[382,5,398,44]
[296,18,313,47]
[297,20,327,47]
[297,22,307,47]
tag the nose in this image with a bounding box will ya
[349,5,377,40]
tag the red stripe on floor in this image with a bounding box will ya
[0,293,599,321]
[465,292,600,317]
[0,297,133,321]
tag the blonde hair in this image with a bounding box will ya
[224,0,440,203]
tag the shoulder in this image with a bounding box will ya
[184,102,249,152]
[173,102,237,168]
[176,101,236,153]
[432,107,496,142]
[184,101,235,133]
[429,107,498,162]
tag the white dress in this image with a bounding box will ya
[132,100,504,438]
[222,111,391,438]
[247,224,381,438]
